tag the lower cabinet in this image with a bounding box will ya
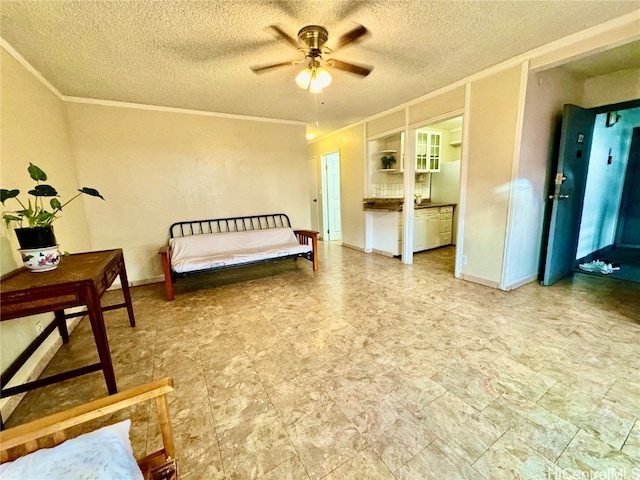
[414,215,427,252]
[372,205,454,256]
[414,206,454,253]
[371,211,403,256]
[426,215,440,249]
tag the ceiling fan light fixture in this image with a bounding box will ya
[296,62,332,93]
[295,68,312,89]
[313,66,332,89]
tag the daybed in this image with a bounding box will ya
[0,377,177,480]
[158,213,318,301]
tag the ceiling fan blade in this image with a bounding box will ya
[250,60,297,74]
[268,25,300,50]
[332,25,369,51]
[326,59,373,77]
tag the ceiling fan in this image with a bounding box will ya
[251,24,373,93]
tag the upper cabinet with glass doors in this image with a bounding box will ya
[415,130,441,172]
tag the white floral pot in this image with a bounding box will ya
[19,245,61,272]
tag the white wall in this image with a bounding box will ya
[502,67,584,288]
[65,102,308,283]
[577,107,640,258]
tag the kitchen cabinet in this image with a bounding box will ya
[426,215,441,249]
[439,205,453,246]
[414,205,454,252]
[414,215,427,252]
[414,208,439,252]
[372,211,402,256]
[370,204,455,257]
[416,130,441,172]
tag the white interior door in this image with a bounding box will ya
[308,157,320,232]
[321,152,342,241]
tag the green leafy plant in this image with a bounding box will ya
[381,155,396,169]
[1,163,104,228]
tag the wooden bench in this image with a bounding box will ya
[158,213,318,300]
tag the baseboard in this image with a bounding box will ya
[372,248,396,258]
[459,273,500,289]
[0,315,82,422]
[130,275,165,286]
[501,274,537,291]
[341,243,365,253]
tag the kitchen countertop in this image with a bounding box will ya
[363,198,456,212]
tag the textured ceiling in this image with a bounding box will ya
[1,1,639,137]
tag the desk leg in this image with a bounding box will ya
[86,286,117,395]
[54,310,69,343]
[118,258,136,328]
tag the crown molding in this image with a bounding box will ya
[0,38,63,100]
[62,96,306,126]
[319,9,640,142]
[1,38,305,127]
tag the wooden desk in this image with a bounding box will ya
[0,249,135,401]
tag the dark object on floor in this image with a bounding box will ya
[576,248,640,283]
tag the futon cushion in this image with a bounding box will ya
[0,419,143,480]
[169,227,311,273]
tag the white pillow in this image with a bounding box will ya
[0,419,143,480]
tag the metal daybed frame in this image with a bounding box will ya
[158,213,318,300]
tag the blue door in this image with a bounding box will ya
[541,105,596,286]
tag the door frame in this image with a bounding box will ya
[540,99,640,284]
[308,156,320,233]
[405,109,465,268]
[615,126,640,248]
[320,151,341,241]
[541,104,596,286]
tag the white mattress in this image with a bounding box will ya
[169,227,312,274]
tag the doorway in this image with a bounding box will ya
[321,151,342,241]
[541,102,640,284]
[308,157,320,233]
[410,115,463,273]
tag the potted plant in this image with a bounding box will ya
[1,163,104,272]
[381,155,396,169]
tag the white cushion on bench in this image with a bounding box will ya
[169,227,311,274]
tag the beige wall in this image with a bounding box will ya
[583,67,640,108]
[502,67,584,288]
[460,66,523,286]
[367,111,405,139]
[408,86,466,125]
[503,64,639,288]
[65,103,308,283]
[0,50,92,269]
[0,48,92,416]
[1,47,308,420]
[307,124,366,250]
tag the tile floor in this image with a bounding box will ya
[5,243,640,479]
